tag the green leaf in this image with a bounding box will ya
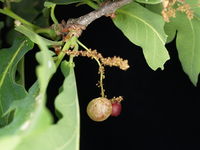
[35,36,57,93]
[34,8,51,28]
[0,82,53,150]
[0,25,57,149]
[47,0,83,5]
[0,82,52,136]
[0,0,22,2]
[113,2,169,70]
[44,1,56,8]
[136,0,162,4]
[0,37,34,127]
[15,25,63,46]
[4,0,49,27]
[0,21,4,47]
[144,3,176,43]
[13,61,80,150]
[6,29,23,46]
[185,0,200,17]
[11,0,46,22]
[10,0,22,2]
[145,3,162,14]
[0,136,20,150]
[164,22,177,43]
[168,13,200,85]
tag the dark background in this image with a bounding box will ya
[54,4,200,150]
[1,3,200,150]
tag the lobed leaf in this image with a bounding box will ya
[13,61,80,150]
[0,37,34,127]
[147,1,200,45]
[113,2,169,70]
[0,81,52,137]
[35,34,57,93]
[167,13,200,85]
[1,1,80,149]
[0,25,57,149]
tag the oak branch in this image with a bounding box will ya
[66,0,133,28]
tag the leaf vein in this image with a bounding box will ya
[118,9,165,45]
[0,41,26,115]
[188,19,195,76]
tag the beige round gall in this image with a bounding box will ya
[87,97,112,122]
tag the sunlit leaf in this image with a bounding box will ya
[0,37,34,127]
[113,2,169,70]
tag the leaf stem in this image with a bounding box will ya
[35,28,57,39]
[55,36,77,67]
[77,40,105,97]
[0,7,58,39]
[50,4,59,24]
[69,42,79,63]
[0,8,39,29]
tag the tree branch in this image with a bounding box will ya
[66,0,133,28]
